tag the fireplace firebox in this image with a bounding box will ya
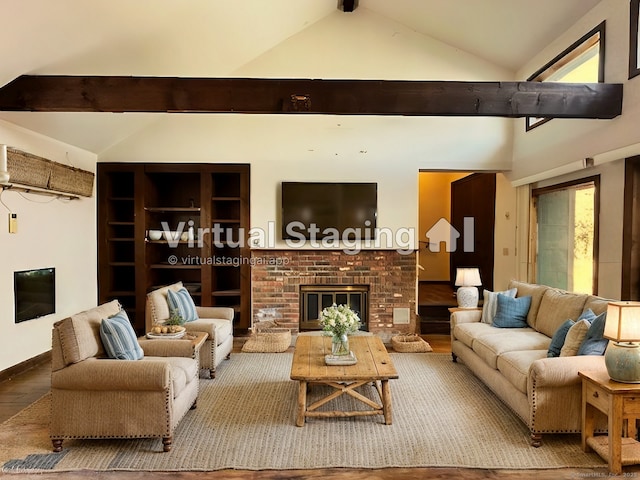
[300,285,369,331]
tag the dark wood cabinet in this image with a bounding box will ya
[97,163,250,335]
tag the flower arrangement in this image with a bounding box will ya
[319,303,361,337]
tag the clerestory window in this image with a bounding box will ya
[526,22,605,131]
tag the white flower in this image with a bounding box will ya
[319,304,361,336]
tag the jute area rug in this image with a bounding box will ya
[0,352,604,473]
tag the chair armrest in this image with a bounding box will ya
[51,358,170,391]
[529,355,607,389]
[196,306,234,321]
[138,338,195,358]
[450,309,482,329]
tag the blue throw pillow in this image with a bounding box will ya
[100,310,144,360]
[577,311,609,356]
[167,287,198,322]
[547,319,574,357]
[492,294,532,328]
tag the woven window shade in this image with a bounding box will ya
[6,148,94,197]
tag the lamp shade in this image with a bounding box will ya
[454,268,481,287]
[604,301,640,342]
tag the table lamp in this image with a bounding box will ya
[454,267,482,308]
[603,301,640,383]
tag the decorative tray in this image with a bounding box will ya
[146,326,186,339]
[325,352,357,366]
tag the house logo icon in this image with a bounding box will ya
[425,217,474,253]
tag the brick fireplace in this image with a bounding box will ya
[250,250,417,339]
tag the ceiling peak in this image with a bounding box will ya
[339,0,358,13]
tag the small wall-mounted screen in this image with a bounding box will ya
[14,267,56,323]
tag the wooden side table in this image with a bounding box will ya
[580,369,640,474]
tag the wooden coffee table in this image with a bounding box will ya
[290,334,398,426]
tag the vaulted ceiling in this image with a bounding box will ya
[0,0,602,155]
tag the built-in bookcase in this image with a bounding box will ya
[97,163,250,335]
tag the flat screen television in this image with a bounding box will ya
[281,182,377,240]
[14,267,56,323]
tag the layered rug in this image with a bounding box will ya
[0,353,604,473]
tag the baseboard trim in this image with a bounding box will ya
[0,350,51,383]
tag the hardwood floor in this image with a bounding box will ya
[0,334,629,479]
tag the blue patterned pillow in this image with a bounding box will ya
[482,288,517,324]
[167,287,198,322]
[577,311,609,356]
[100,310,143,360]
[492,294,531,328]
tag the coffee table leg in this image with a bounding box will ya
[382,379,392,425]
[296,380,307,427]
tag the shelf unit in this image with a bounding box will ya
[97,164,142,329]
[97,163,250,335]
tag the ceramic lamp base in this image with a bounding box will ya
[456,286,479,308]
[605,342,640,383]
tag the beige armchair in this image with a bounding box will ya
[50,300,199,453]
[146,282,234,378]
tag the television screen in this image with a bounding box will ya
[281,182,377,240]
[14,267,56,323]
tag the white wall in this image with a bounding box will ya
[509,0,631,299]
[0,120,97,371]
[511,0,640,184]
[99,8,514,251]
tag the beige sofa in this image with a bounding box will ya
[450,280,610,446]
[146,282,234,378]
[50,300,199,452]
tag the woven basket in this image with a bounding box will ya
[242,320,291,353]
[391,334,433,353]
[7,148,52,189]
[49,163,95,197]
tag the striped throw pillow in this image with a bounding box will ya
[167,287,198,322]
[482,288,517,324]
[99,310,144,360]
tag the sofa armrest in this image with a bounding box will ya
[196,306,234,321]
[51,358,170,391]
[450,309,482,329]
[529,355,607,389]
[138,338,195,358]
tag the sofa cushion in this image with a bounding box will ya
[507,280,549,329]
[147,282,184,323]
[482,288,517,324]
[560,319,591,356]
[584,296,611,316]
[100,310,144,360]
[453,322,496,349]
[493,295,531,328]
[473,330,549,369]
[577,311,609,356]
[184,318,232,346]
[56,300,122,366]
[536,289,588,338]
[497,350,548,394]
[167,287,199,322]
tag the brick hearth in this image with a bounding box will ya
[250,250,417,338]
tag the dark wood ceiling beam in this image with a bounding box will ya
[0,75,623,119]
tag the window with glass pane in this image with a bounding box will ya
[533,178,599,294]
[526,22,605,131]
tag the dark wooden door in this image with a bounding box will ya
[450,173,496,291]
